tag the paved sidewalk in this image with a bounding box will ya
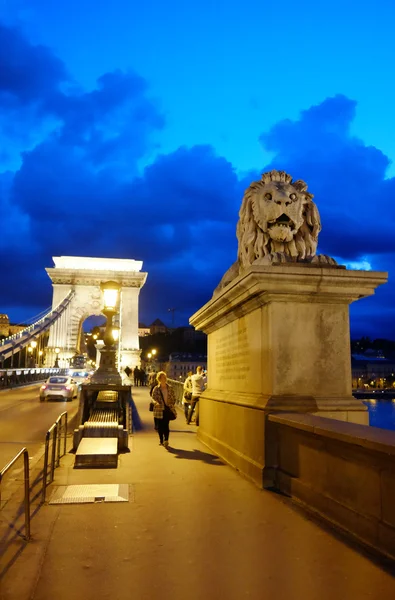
[1,387,395,600]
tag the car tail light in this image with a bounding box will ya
[65,385,72,391]
[41,385,47,390]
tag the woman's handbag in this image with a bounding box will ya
[149,401,154,412]
[164,404,177,421]
[184,391,192,401]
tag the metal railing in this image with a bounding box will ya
[55,412,68,468]
[168,379,184,405]
[0,367,66,390]
[42,411,68,503]
[0,448,30,541]
[42,423,57,503]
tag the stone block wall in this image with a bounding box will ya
[268,413,395,560]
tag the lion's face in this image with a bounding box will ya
[236,170,321,269]
[251,181,306,243]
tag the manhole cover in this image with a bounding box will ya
[49,483,131,504]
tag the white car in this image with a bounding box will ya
[68,369,91,388]
[39,376,78,402]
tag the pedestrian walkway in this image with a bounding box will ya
[1,387,395,600]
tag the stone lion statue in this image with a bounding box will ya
[215,170,337,292]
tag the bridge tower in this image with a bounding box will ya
[45,256,147,369]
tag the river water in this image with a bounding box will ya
[364,399,395,431]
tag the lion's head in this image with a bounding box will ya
[237,170,321,267]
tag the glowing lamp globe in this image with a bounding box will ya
[101,281,121,311]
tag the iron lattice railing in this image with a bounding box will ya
[0,368,67,389]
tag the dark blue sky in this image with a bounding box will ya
[1,0,395,337]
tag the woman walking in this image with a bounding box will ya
[152,371,177,448]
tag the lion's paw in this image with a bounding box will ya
[310,254,338,266]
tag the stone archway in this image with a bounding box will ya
[45,256,147,369]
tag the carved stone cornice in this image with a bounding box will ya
[46,268,147,289]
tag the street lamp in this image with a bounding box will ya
[30,340,37,367]
[27,345,34,367]
[54,347,60,368]
[90,281,122,385]
[147,349,157,371]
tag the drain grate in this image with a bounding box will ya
[49,483,131,504]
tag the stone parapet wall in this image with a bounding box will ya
[268,413,395,560]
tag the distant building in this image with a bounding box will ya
[138,322,151,337]
[0,314,8,337]
[164,352,207,381]
[0,314,26,338]
[351,353,395,388]
[150,318,168,335]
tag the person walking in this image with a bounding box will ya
[152,371,177,448]
[182,371,193,422]
[187,366,206,425]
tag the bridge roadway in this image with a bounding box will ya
[0,384,79,469]
[1,386,395,599]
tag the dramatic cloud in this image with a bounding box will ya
[1,21,395,338]
[0,22,242,325]
[260,94,393,260]
[259,94,395,337]
[0,22,67,105]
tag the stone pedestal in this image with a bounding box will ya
[91,347,122,385]
[190,264,387,487]
[120,349,141,370]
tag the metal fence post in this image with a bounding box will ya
[63,413,68,457]
[56,419,61,468]
[42,431,50,503]
[51,423,58,483]
[24,450,31,541]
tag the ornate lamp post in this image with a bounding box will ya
[90,281,122,385]
[31,340,37,367]
[38,350,43,367]
[27,345,33,368]
[54,347,60,368]
[151,348,157,371]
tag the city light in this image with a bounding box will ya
[101,281,120,311]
